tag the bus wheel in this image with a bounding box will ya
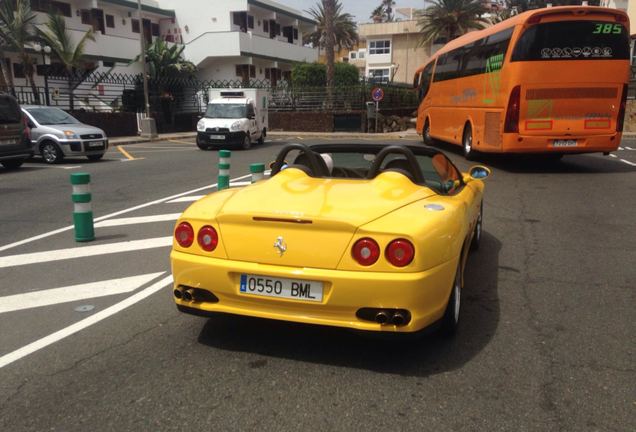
[423,119,433,145]
[462,124,476,161]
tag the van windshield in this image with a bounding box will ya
[205,104,247,119]
[27,107,80,125]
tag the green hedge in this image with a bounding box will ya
[292,62,360,87]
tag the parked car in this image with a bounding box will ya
[171,143,491,337]
[0,93,32,170]
[21,106,108,164]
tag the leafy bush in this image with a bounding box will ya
[292,62,360,87]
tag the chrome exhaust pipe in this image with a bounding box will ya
[183,289,194,302]
[375,311,389,324]
[173,287,183,299]
[391,311,406,326]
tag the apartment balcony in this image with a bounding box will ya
[184,31,318,67]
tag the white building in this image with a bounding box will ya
[159,0,318,84]
[6,0,174,86]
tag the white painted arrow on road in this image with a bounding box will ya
[0,272,165,314]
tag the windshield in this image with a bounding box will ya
[205,104,247,119]
[511,20,630,61]
[27,107,80,125]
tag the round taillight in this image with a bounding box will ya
[174,222,194,248]
[197,225,218,252]
[352,238,380,266]
[386,239,415,267]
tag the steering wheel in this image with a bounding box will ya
[366,145,426,184]
[270,143,329,177]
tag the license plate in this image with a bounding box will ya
[553,139,577,147]
[240,274,323,302]
[87,141,103,148]
[209,134,225,140]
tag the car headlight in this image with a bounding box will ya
[63,130,79,139]
[197,120,205,131]
[230,121,242,131]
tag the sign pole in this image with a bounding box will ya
[375,101,379,133]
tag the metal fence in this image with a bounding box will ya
[6,71,418,114]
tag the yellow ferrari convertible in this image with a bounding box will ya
[171,143,490,335]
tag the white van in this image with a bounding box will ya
[196,89,268,150]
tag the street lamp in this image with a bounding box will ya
[34,43,51,106]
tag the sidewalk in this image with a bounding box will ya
[109,129,421,145]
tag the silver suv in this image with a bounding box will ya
[22,106,108,164]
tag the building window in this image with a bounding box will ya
[13,63,25,79]
[81,9,91,25]
[102,61,115,67]
[369,68,390,83]
[131,19,140,33]
[369,40,391,55]
[151,23,159,37]
[106,14,115,28]
[233,11,247,32]
[247,15,254,29]
[263,20,269,32]
[349,51,357,60]
[31,1,71,17]
[358,51,365,59]
[293,28,298,40]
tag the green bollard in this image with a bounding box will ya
[70,172,95,242]
[250,163,265,183]
[218,149,231,190]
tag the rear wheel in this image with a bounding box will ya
[462,123,476,161]
[1,159,25,170]
[41,141,63,164]
[87,153,104,161]
[423,119,433,145]
[440,262,462,336]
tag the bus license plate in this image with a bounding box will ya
[209,134,224,140]
[240,274,323,302]
[553,139,577,147]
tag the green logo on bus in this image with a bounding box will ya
[483,53,504,104]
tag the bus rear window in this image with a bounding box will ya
[511,20,629,61]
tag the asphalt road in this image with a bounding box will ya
[0,136,634,431]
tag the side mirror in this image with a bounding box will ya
[467,165,491,181]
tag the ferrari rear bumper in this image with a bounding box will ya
[170,250,458,333]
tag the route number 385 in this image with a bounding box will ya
[593,23,622,34]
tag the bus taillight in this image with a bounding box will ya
[616,84,628,132]
[504,85,521,133]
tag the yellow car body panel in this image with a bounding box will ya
[171,152,486,333]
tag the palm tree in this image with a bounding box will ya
[0,0,38,102]
[132,38,196,80]
[36,12,95,110]
[370,1,396,22]
[416,0,489,44]
[304,0,359,53]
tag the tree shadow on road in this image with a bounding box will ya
[197,232,502,378]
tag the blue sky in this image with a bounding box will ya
[276,0,429,23]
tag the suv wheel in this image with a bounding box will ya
[41,142,63,164]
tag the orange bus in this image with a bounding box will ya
[413,6,630,159]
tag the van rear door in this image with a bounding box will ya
[0,95,26,151]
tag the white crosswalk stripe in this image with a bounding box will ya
[0,273,165,314]
[0,236,173,269]
[95,213,180,227]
